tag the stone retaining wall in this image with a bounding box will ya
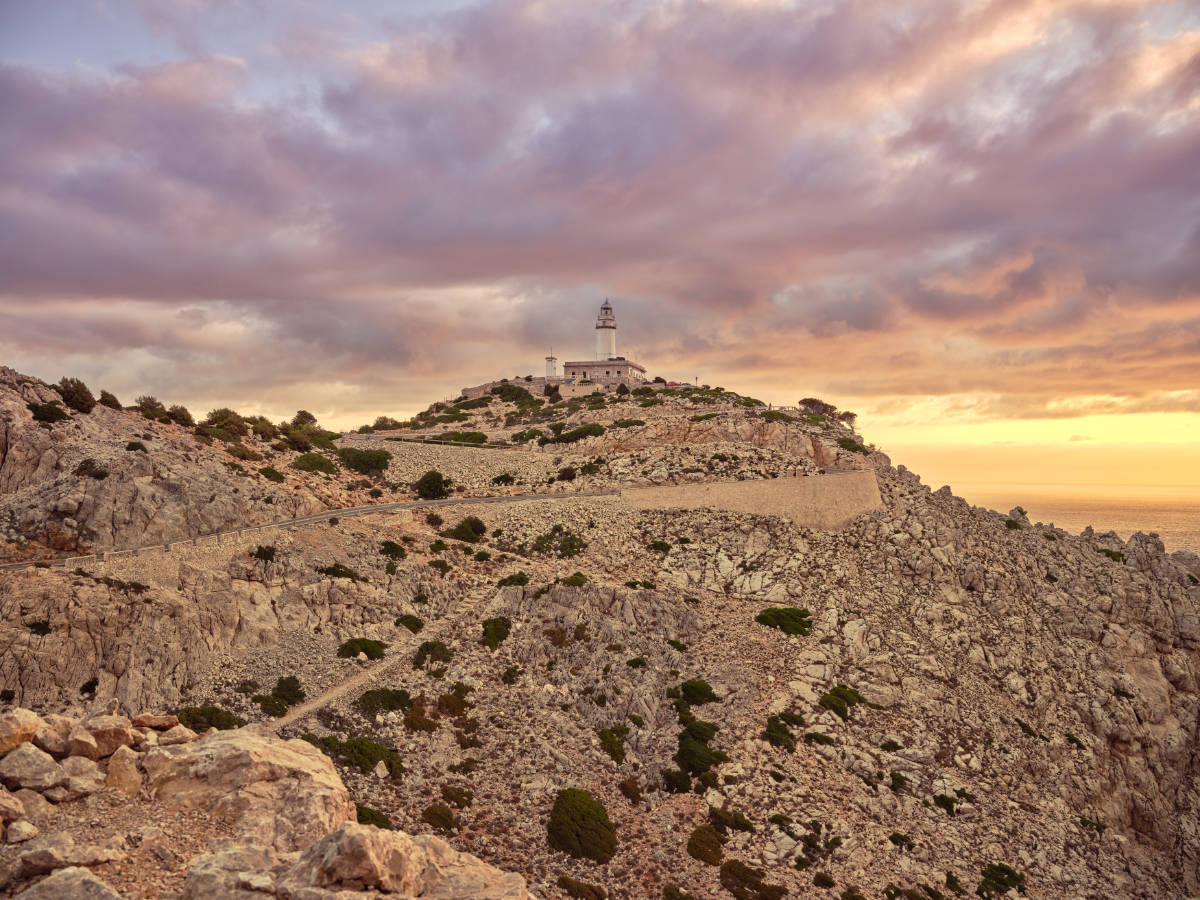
[620,469,883,530]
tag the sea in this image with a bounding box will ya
[954,483,1200,556]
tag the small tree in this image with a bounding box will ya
[547,788,617,863]
[615,383,630,396]
[56,377,96,413]
[167,405,195,426]
[414,470,450,500]
[98,390,122,410]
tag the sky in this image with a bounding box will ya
[1,0,1198,492]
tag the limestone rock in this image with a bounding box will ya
[67,726,99,761]
[79,715,135,759]
[0,788,26,823]
[6,820,38,843]
[16,832,124,878]
[32,715,75,759]
[143,730,354,851]
[12,866,123,899]
[0,710,42,756]
[157,724,197,746]
[132,713,178,731]
[0,744,66,792]
[105,746,141,798]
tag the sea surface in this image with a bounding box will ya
[954,482,1200,556]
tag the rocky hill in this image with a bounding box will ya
[0,367,1197,899]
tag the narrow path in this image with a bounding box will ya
[257,658,395,735]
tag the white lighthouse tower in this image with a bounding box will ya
[595,299,617,360]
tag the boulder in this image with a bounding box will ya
[16,832,124,878]
[0,744,66,792]
[12,866,123,898]
[67,726,99,761]
[80,716,135,758]
[158,724,197,746]
[133,713,179,731]
[183,824,531,900]
[0,788,26,823]
[6,820,38,843]
[143,730,354,852]
[105,746,141,798]
[0,709,42,756]
[32,715,75,759]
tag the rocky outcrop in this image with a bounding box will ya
[13,865,123,898]
[183,824,531,899]
[143,729,355,852]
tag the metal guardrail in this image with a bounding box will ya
[0,489,620,574]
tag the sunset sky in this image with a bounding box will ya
[1,0,1197,492]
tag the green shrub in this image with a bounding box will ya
[429,539,448,553]
[709,806,754,835]
[379,540,406,560]
[613,419,646,428]
[805,732,836,746]
[481,616,511,649]
[836,436,869,454]
[561,572,588,587]
[681,680,719,705]
[293,453,337,475]
[626,657,647,668]
[356,688,412,718]
[760,410,793,423]
[27,621,51,636]
[272,675,305,705]
[428,559,450,575]
[259,466,285,482]
[763,715,796,752]
[532,524,588,557]
[473,550,491,562]
[136,396,170,423]
[497,571,529,587]
[648,540,672,553]
[501,666,520,685]
[889,771,908,792]
[888,832,914,851]
[661,768,691,793]
[336,447,392,475]
[976,863,1025,897]
[176,706,246,731]
[302,733,404,777]
[687,824,725,865]
[492,472,517,484]
[598,725,630,763]
[450,516,487,542]
[337,637,388,660]
[557,875,607,900]
[73,458,108,480]
[225,442,262,461]
[546,788,616,863]
[318,563,367,582]
[252,694,288,717]
[396,614,423,634]
[557,465,577,481]
[442,431,487,444]
[251,545,276,562]
[125,440,147,453]
[98,390,122,410]
[718,859,787,900]
[1098,548,1126,563]
[167,404,194,426]
[1004,519,1022,530]
[356,804,393,829]
[414,470,451,499]
[413,640,453,670]
[880,739,902,752]
[818,684,866,721]
[755,607,812,636]
[55,377,96,413]
[813,872,835,889]
[441,783,474,809]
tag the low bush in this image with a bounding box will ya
[441,783,474,809]
[709,806,754,835]
[880,739,902,752]
[293,453,337,475]
[481,616,511,649]
[888,832,914,851]
[837,436,869,454]
[413,640,453,670]
[251,545,276,562]
[356,804,393,829]
[449,516,487,542]
[557,875,606,900]
[613,419,646,428]
[492,472,516,484]
[497,571,529,587]
[661,768,691,793]
[557,465,577,481]
[976,863,1025,897]
[818,684,866,721]
[56,377,96,413]
[414,470,451,499]
[667,639,687,652]
[337,637,388,660]
[356,688,412,718]
[546,788,617,863]
[648,540,672,553]
[502,666,520,685]
[473,549,491,562]
[1098,548,1126,563]
[687,824,725,865]
[428,559,451,575]
[302,733,403,778]
[805,732,836,746]
[763,715,796,752]
[177,705,246,731]
[318,563,367,582]
[98,390,122,410]
[597,725,630,764]
[755,607,812,636]
[336,447,392,475]
[259,466,285,482]
[680,679,719,705]
[168,405,194,426]
[252,694,288,717]
[396,614,424,634]
[125,440,147,453]
[27,621,51,636]
[379,540,407,560]
[626,657,647,668]
[73,458,109,480]
[760,410,793,423]
[1005,518,1023,530]
[272,675,305,706]
[718,859,787,900]
[561,572,588,587]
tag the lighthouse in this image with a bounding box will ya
[595,300,616,360]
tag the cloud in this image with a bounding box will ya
[0,0,1196,428]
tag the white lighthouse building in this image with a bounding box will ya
[564,300,646,384]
